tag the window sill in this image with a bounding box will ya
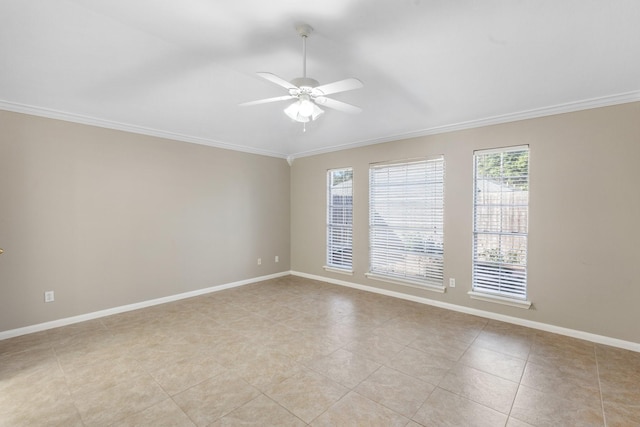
[365,273,446,293]
[323,266,353,276]
[467,291,532,309]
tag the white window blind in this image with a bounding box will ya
[327,168,353,270]
[473,146,529,299]
[369,157,444,287]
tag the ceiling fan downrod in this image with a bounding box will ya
[296,24,313,79]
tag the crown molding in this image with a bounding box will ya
[292,90,640,159]
[0,100,288,159]
[3,90,639,161]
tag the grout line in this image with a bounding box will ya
[594,346,608,427]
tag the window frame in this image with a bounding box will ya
[366,156,445,292]
[324,167,354,274]
[470,145,531,308]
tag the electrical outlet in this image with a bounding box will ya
[44,291,55,303]
[257,258,261,265]
[449,278,456,288]
[275,255,279,263]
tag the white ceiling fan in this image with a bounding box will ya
[240,24,363,126]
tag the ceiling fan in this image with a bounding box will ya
[240,24,363,126]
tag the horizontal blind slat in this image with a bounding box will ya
[369,157,445,286]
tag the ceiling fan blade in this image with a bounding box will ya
[313,78,363,96]
[256,72,298,90]
[239,95,296,107]
[315,97,362,114]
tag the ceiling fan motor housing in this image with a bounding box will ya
[290,77,319,91]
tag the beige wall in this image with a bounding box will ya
[291,102,640,344]
[2,102,639,344]
[0,110,290,332]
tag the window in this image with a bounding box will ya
[472,146,529,303]
[368,157,445,290]
[326,168,353,271]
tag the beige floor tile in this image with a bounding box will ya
[162,315,225,338]
[264,330,341,363]
[0,331,53,356]
[286,311,348,333]
[431,324,485,346]
[55,334,132,370]
[529,332,596,372]
[0,346,60,382]
[149,352,228,396]
[224,313,279,338]
[135,349,200,374]
[179,330,234,356]
[46,318,107,341]
[50,327,115,353]
[473,329,533,360]
[600,378,640,411]
[310,391,408,426]
[436,312,487,343]
[344,334,406,364]
[308,321,374,349]
[372,317,427,345]
[62,353,147,394]
[520,360,601,407]
[306,348,380,388]
[355,366,435,418]
[255,304,305,324]
[413,387,508,427]
[386,346,454,385]
[510,384,604,427]
[596,343,640,369]
[0,349,70,407]
[191,331,259,366]
[2,276,636,427]
[506,416,535,427]
[459,345,526,382]
[602,401,640,427]
[438,363,518,414]
[226,295,280,314]
[596,345,640,395]
[73,373,169,426]
[0,393,84,427]
[483,319,536,337]
[223,346,302,392]
[408,333,470,362]
[172,371,260,426]
[115,398,196,427]
[264,367,348,423]
[216,394,305,426]
[101,307,160,329]
[340,310,393,330]
[197,303,253,324]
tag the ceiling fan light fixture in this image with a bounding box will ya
[298,95,314,117]
[284,98,324,123]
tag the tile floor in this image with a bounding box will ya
[1,275,639,426]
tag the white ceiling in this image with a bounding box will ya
[1,1,639,159]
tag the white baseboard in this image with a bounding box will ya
[0,271,289,341]
[5,270,638,353]
[291,271,640,353]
